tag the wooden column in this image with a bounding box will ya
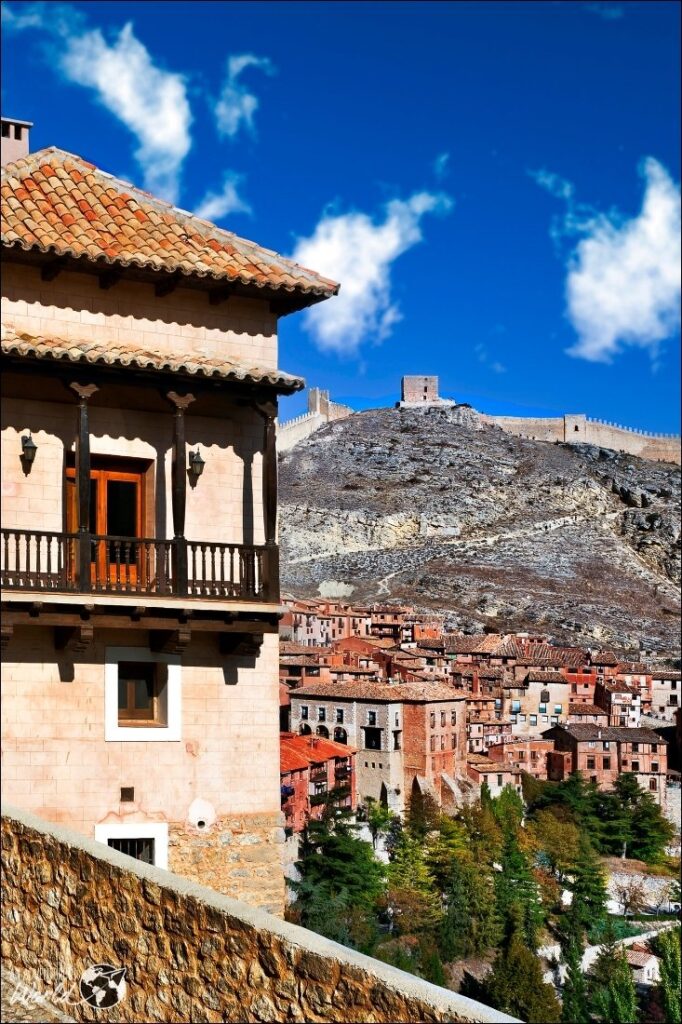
[70,383,98,591]
[167,391,195,596]
[255,397,279,601]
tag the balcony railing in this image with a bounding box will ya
[1,529,274,601]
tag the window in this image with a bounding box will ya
[518,751,526,761]
[603,741,610,750]
[301,706,309,720]
[603,757,611,770]
[368,710,377,726]
[364,727,381,751]
[587,757,596,770]
[554,705,562,715]
[649,779,657,791]
[530,715,537,726]
[335,708,344,724]
[430,736,436,752]
[451,734,457,749]
[393,731,401,750]
[105,648,181,742]
[542,715,549,723]
[651,744,658,753]
[497,775,503,787]
[95,822,168,869]
[395,712,400,727]
[632,761,640,772]
[539,704,547,714]
[318,707,326,722]
[440,711,446,727]
[430,711,436,728]
[671,696,679,706]
[632,743,639,752]
[440,735,445,751]
[451,710,456,725]
[652,762,659,773]
[511,700,521,713]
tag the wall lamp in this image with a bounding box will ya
[188,448,205,479]
[21,433,38,465]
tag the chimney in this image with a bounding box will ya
[1,116,33,166]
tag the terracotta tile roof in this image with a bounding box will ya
[280,734,356,769]
[591,650,619,666]
[543,724,667,744]
[651,669,682,680]
[280,655,324,668]
[279,641,329,656]
[616,663,650,674]
[1,323,304,392]
[446,634,502,655]
[525,670,567,683]
[568,703,608,716]
[625,949,658,969]
[291,681,463,703]
[600,678,640,694]
[2,148,339,306]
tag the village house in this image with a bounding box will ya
[615,662,653,715]
[280,733,356,835]
[567,702,609,726]
[466,754,523,799]
[507,669,570,735]
[543,724,668,806]
[487,737,554,780]
[289,681,466,813]
[650,668,680,721]
[595,678,642,728]
[0,120,338,914]
[467,718,513,755]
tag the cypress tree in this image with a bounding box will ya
[566,835,608,943]
[654,928,681,1024]
[589,929,639,1024]
[561,938,590,1024]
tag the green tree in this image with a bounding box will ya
[652,928,681,1024]
[386,835,443,939]
[589,928,639,1024]
[491,783,525,834]
[364,798,395,850]
[530,809,581,882]
[405,790,440,840]
[495,828,544,949]
[563,835,608,945]
[629,791,675,864]
[290,810,384,948]
[438,854,501,960]
[481,912,561,1023]
[561,938,590,1024]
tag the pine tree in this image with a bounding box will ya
[629,791,675,864]
[653,928,681,1024]
[589,929,639,1024]
[482,912,561,1023]
[561,938,590,1024]
[495,828,544,949]
[386,834,443,939]
[438,854,501,960]
[565,835,608,944]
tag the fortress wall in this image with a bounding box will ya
[277,411,326,452]
[483,413,681,465]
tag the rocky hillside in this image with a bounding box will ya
[279,406,681,655]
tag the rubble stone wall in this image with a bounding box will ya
[1,805,516,1023]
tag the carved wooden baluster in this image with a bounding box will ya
[166,391,195,597]
[69,382,98,592]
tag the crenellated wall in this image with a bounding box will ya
[1,804,517,1024]
[480,413,681,465]
[278,389,353,452]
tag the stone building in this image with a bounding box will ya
[289,681,466,813]
[280,732,356,834]
[0,119,337,913]
[595,678,642,728]
[651,668,681,721]
[543,724,668,806]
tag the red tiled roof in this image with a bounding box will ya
[2,148,339,305]
[446,634,502,655]
[292,681,463,702]
[568,703,607,716]
[526,670,567,683]
[280,734,356,771]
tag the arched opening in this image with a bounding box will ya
[316,725,329,738]
[379,782,388,809]
[574,425,580,432]
[300,723,312,735]
[333,727,347,744]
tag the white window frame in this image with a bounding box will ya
[105,647,181,742]
[95,822,169,869]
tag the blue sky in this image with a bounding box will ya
[2,0,680,431]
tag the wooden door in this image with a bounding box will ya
[66,465,144,588]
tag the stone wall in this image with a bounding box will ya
[278,389,353,452]
[1,804,516,1023]
[482,413,681,465]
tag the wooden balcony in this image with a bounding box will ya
[1,529,276,602]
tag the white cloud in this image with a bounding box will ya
[533,158,681,364]
[434,152,450,180]
[528,168,574,201]
[583,3,624,20]
[214,54,274,138]
[291,191,453,355]
[2,4,192,203]
[474,342,506,374]
[195,173,251,221]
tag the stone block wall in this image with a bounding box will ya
[1,804,516,1023]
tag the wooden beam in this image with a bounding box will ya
[219,633,263,658]
[40,259,67,282]
[2,610,279,633]
[1,623,13,651]
[54,623,94,653]
[99,270,122,290]
[69,382,98,593]
[208,286,232,306]
[150,627,191,654]
[166,391,195,597]
[154,273,181,298]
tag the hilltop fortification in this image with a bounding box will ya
[279,377,681,465]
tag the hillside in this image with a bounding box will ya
[279,405,681,655]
